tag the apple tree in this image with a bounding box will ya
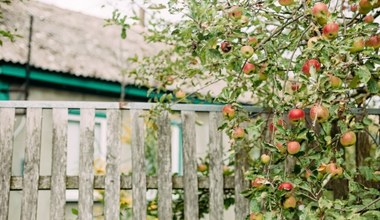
[122,0,380,219]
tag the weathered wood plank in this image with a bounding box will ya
[79,109,95,220]
[234,143,250,220]
[131,110,146,220]
[50,108,68,220]
[0,108,15,220]
[181,111,199,220]
[157,111,172,219]
[209,112,224,220]
[104,110,121,220]
[21,108,43,220]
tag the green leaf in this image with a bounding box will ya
[355,66,371,84]
[71,208,78,215]
[367,78,379,94]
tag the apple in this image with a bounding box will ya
[329,75,342,88]
[269,119,285,132]
[302,59,321,76]
[240,16,249,25]
[221,41,232,53]
[278,182,293,191]
[359,0,373,14]
[288,109,305,122]
[350,4,358,12]
[258,72,268,81]
[317,163,327,173]
[287,141,301,155]
[340,131,356,146]
[322,22,339,39]
[326,163,344,177]
[279,0,294,6]
[228,6,243,19]
[243,62,256,74]
[249,212,263,220]
[312,2,330,25]
[310,104,329,122]
[365,35,380,49]
[251,177,266,188]
[232,126,245,139]
[223,165,230,175]
[276,142,287,154]
[283,196,297,209]
[241,45,254,58]
[363,15,374,23]
[175,90,186,99]
[261,154,270,164]
[222,104,235,118]
[197,164,207,172]
[350,38,365,53]
[166,76,174,85]
[291,82,300,91]
[247,36,258,46]
[304,169,312,179]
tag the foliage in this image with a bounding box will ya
[0,0,17,45]
[117,0,380,219]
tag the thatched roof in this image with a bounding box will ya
[0,1,162,83]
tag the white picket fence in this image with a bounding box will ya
[0,101,253,220]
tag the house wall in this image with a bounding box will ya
[7,86,236,220]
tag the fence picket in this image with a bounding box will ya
[0,108,15,220]
[105,110,121,220]
[79,109,95,220]
[157,111,173,219]
[235,146,249,220]
[182,111,199,220]
[21,108,43,220]
[131,110,146,220]
[209,112,224,220]
[50,108,68,220]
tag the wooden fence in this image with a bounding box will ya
[0,101,253,220]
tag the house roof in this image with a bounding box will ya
[0,1,162,83]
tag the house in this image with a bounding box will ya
[0,1,235,219]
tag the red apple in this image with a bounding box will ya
[288,109,305,122]
[260,154,270,164]
[197,164,207,172]
[322,22,339,39]
[350,4,358,12]
[175,90,186,99]
[359,0,373,14]
[221,41,232,53]
[243,62,256,74]
[365,35,380,49]
[278,182,293,191]
[241,45,254,58]
[312,2,330,25]
[291,82,300,91]
[249,213,263,220]
[251,177,266,188]
[329,75,342,88]
[287,141,301,155]
[363,15,374,23]
[247,36,258,46]
[232,127,245,139]
[283,196,297,209]
[279,0,294,6]
[350,38,365,53]
[302,59,321,76]
[228,6,243,19]
[340,131,356,146]
[222,104,235,118]
[310,104,329,122]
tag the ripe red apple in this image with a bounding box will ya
[241,45,254,58]
[222,104,235,118]
[220,41,232,53]
[310,104,329,122]
[228,6,243,19]
[175,90,186,99]
[363,15,374,23]
[312,2,330,25]
[291,82,300,91]
[359,0,373,14]
[232,126,245,139]
[340,131,356,146]
[288,109,305,122]
[329,75,342,88]
[242,62,256,74]
[260,154,270,164]
[251,177,266,188]
[249,212,263,220]
[247,36,258,46]
[322,22,339,39]
[350,4,358,12]
[302,59,321,76]
[287,141,301,155]
[278,182,293,191]
[350,38,365,53]
[279,0,294,6]
[283,196,297,209]
[197,164,207,172]
[365,35,380,49]
[325,163,344,177]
